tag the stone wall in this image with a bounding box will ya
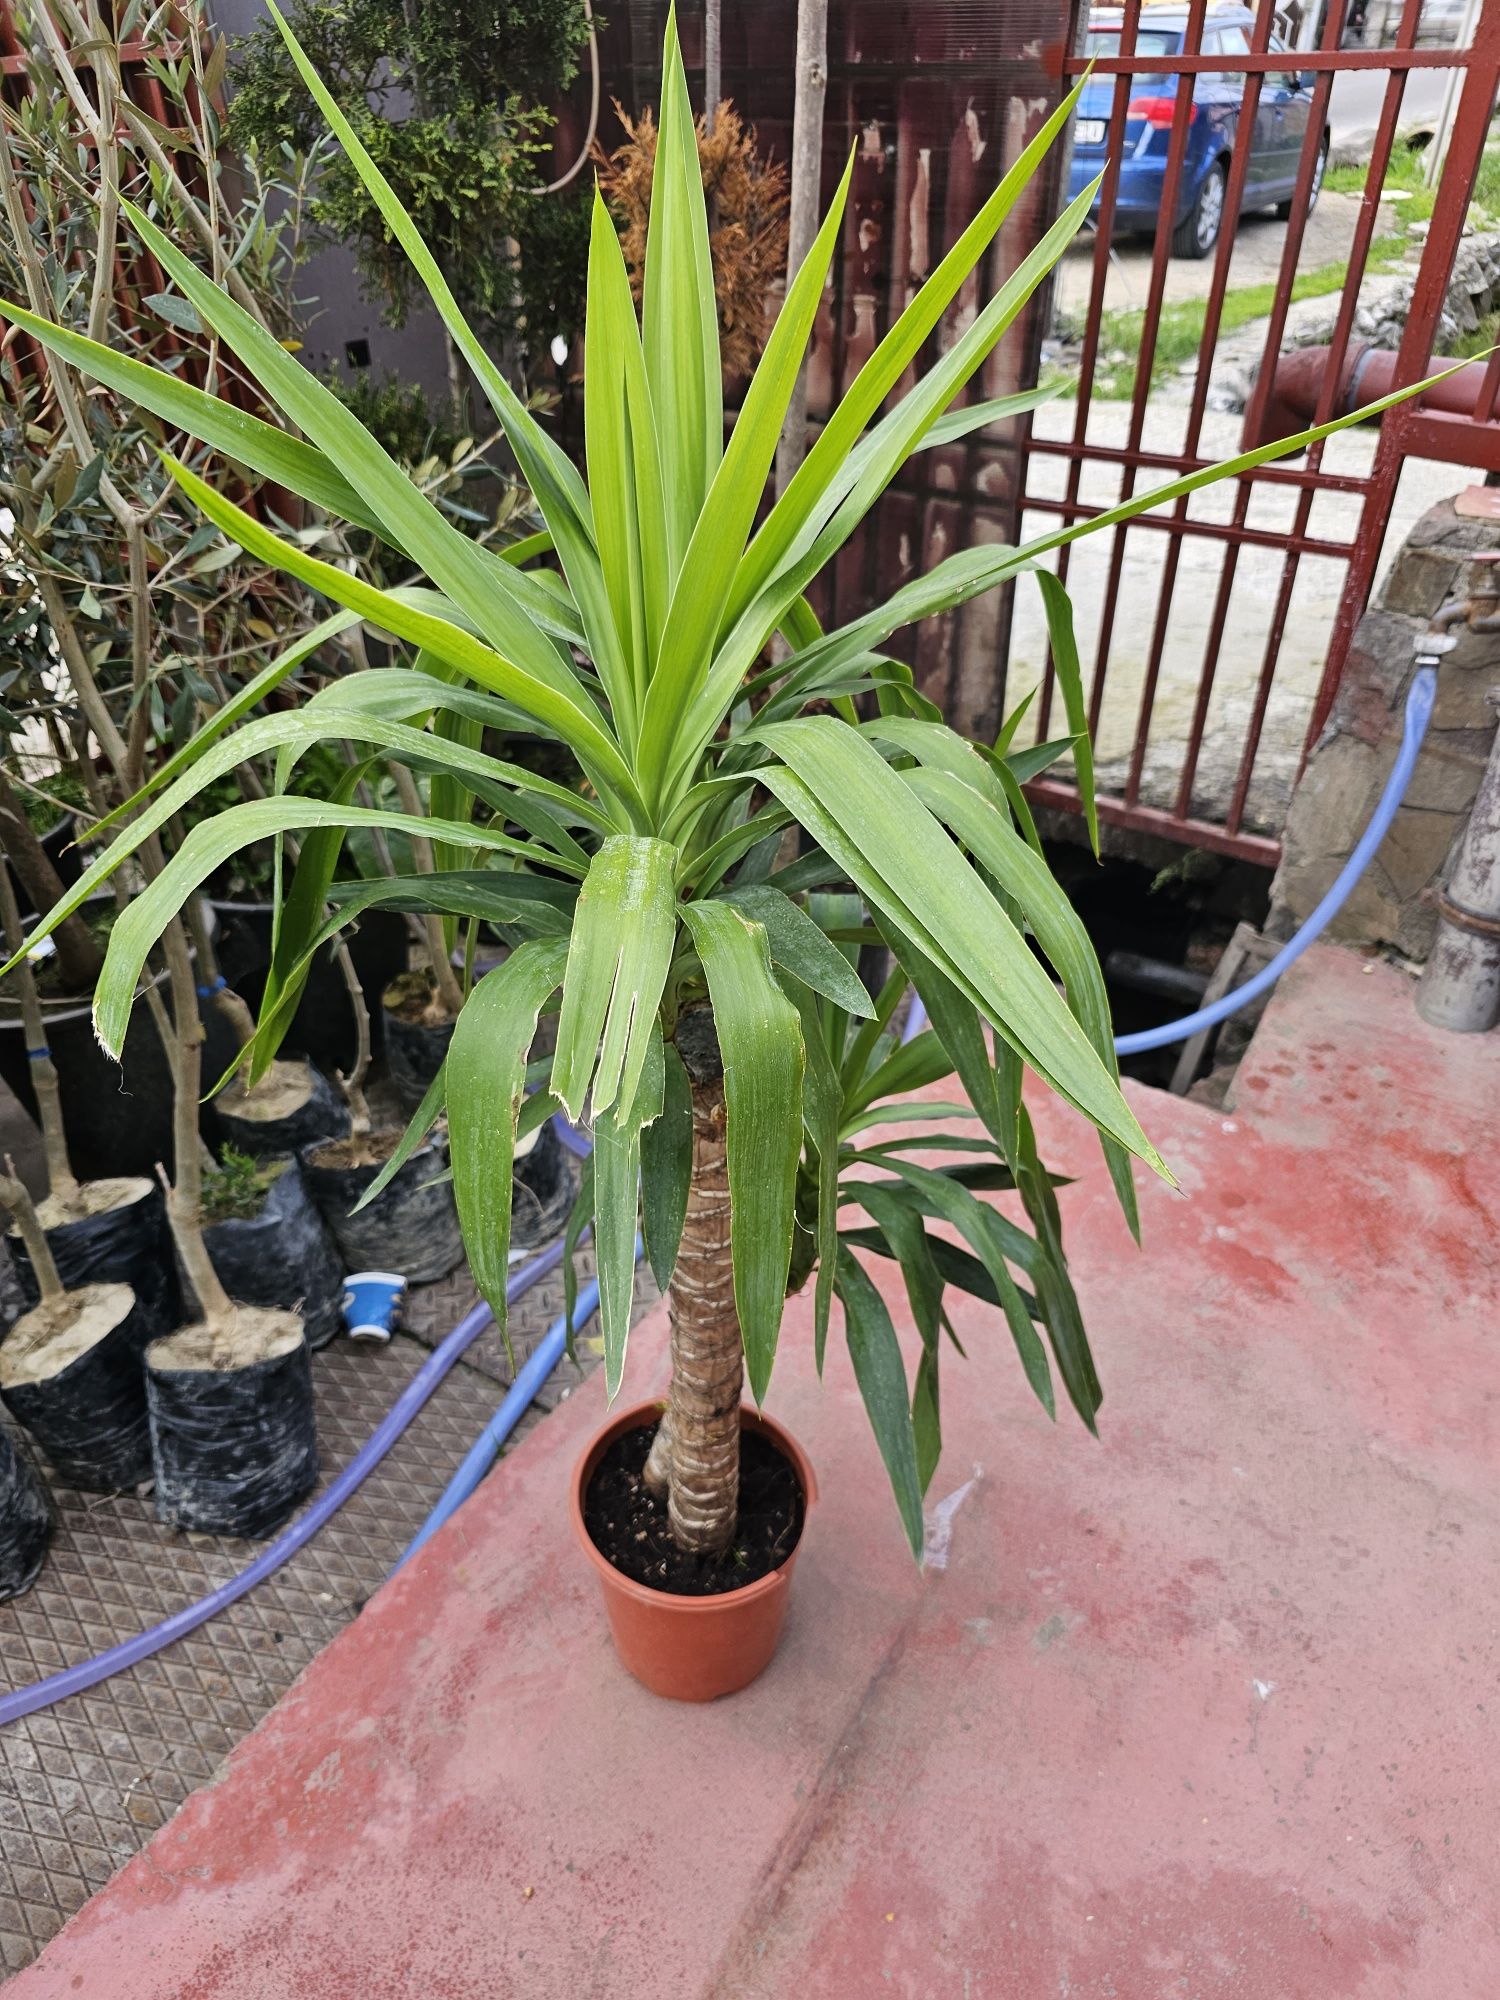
[1268,497,1500,958]
[1283,231,1500,362]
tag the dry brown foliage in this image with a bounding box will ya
[594,100,790,382]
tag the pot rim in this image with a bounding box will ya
[0,960,169,1027]
[298,1129,447,1178]
[569,1397,817,1616]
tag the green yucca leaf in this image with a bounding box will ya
[721,884,875,1018]
[156,456,644,818]
[92,797,546,1057]
[665,182,1099,803]
[1031,566,1097,854]
[644,6,723,572]
[552,837,680,1124]
[123,202,590,692]
[753,718,1168,1179]
[263,1,597,554]
[585,187,671,737]
[899,756,1140,1239]
[636,148,855,810]
[850,1183,947,1493]
[833,1247,925,1559]
[0,697,588,993]
[594,1026,664,1398]
[846,1164,1054,1421]
[448,941,570,1331]
[724,69,1095,632]
[0,296,381,530]
[777,971,842,1372]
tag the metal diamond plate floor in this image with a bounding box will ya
[0,1244,659,1978]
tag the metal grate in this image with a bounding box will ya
[0,1248,653,1975]
[1019,0,1500,861]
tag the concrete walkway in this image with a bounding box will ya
[9,946,1500,2000]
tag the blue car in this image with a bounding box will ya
[1068,4,1329,259]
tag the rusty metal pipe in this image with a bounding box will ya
[1246,343,1500,455]
[1417,684,1500,1034]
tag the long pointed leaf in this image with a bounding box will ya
[834,1247,924,1559]
[552,837,679,1123]
[157,455,642,816]
[594,1029,663,1398]
[91,798,546,1057]
[447,941,569,1336]
[644,8,723,573]
[754,719,1167,1180]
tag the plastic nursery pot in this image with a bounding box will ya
[570,1401,817,1703]
[5,811,81,918]
[9,1174,182,1342]
[299,1131,463,1285]
[0,1426,52,1601]
[381,971,455,1113]
[511,1119,573,1251]
[0,970,240,1183]
[0,1283,156,1491]
[146,1309,318,1538]
[211,898,407,1074]
[215,1058,350,1162]
[204,1159,346,1351]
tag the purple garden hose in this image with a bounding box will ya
[0,1234,571,1727]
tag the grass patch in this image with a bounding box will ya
[1325,136,1500,227]
[1074,236,1411,399]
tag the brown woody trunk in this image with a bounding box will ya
[645,1019,742,1555]
[0,767,103,991]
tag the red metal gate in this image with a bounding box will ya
[1021,0,1500,864]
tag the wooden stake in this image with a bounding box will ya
[0,863,76,1203]
[773,0,828,500]
[0,1163,64,1306]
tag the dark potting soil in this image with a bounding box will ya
[584,1422,804,1597]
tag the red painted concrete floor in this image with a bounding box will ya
[9,946,1500,2000]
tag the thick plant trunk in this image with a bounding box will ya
[649,1060,742,1556]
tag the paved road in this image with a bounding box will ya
[1328,57,1457,160]
[1055,189,1398,316]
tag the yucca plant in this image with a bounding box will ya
[3,7,1437,1559]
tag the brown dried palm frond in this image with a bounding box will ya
[594,100,790,382]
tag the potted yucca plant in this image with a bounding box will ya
[4,7,1434,1697]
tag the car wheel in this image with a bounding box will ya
[1277,135,1329,220]
[1172,158,1227,260]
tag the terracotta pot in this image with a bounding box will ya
[570,1399,817,1703]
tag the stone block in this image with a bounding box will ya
[1401,730,1492,813]
[1280,731,1387,868]
[1430,660,1500,733]
[1375,805,1465,902]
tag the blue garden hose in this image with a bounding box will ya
[0,1233,573,1727]
[3,670,1437,1722]
[902,664,1438,1056]
[396,1231,645,1572]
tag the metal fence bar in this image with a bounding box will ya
[1082,2,1211,740]
[1021,0,1500,862]
[1307,0,1500,754]
[1035,0,1145,742]
[1171,0,1352,829]
[1125,0,1277,809]
[1221,0,1417,837]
